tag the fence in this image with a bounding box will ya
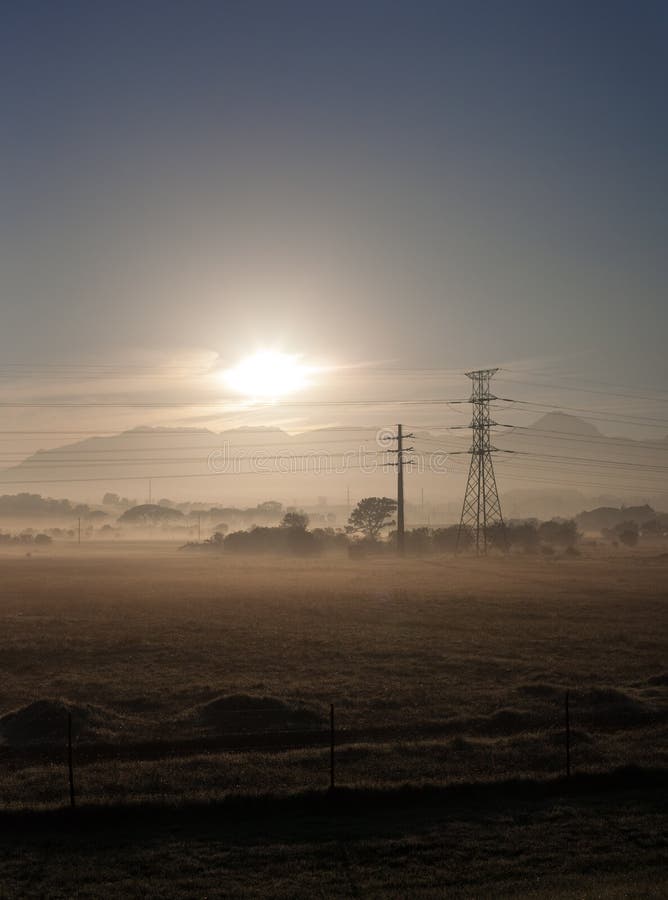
[0,690,609,811]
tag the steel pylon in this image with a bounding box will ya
[456,368,507,554]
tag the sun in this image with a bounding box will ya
[221,351,312,399]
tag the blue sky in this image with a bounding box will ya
[1,0,666,404]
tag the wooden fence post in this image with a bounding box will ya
[329,703,335,792]
[67,712,76,809]
[565,690,571,779]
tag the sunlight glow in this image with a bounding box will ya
[222,351,313,399]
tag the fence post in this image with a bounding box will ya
[329,703,335,792]
[565,690,571,779]
[67,712,76,809]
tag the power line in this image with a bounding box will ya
[516,451,668,472]
[502,399,668,429]
[500,368,668,399]
[492,455,668,483]
[0,450,392,469]
[0,398,467,408]
[0,425,385,436]
[0,436,385,457]
[492,461,668,495]
[506,425,668,453]
[497,375,668,404]
[0,459,399,486]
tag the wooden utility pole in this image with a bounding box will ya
[397,424,405,552]
[77,517,81,545]
[388,425,414,555]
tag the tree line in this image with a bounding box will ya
[181,497,587,557]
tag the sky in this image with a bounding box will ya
[0,0,667,442]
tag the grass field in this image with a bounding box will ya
[1,771,666,898]
[0,545,666,895]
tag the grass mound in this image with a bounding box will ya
[0,699,124,746]
[516,682,564,699]
[478,707,543,735]
[453,706,546,737]
[573,687,652,726]
[185,694,323,734]
[513,683,660,728]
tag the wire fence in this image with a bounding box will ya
[2,688,658,811]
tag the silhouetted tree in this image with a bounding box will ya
[223,524,318,556]
[311,527,349,552]
[281,511,309,530]
[485,521,509,550]
[118,504,185,525]
[256,500,283,516]
[617,523,639,547]
[507,520,540,554]
[432,525,467,552]
[347,497,397,540]
[538,518,579,548]
[404,527,432,555]
[0,493,89,518]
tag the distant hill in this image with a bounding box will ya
[0,415,666,518]
[529,411,603,437]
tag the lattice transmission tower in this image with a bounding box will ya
[456,368,507,554]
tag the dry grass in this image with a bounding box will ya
[0,775,665,898]
[0,544,666,895]
[0,545,665,804]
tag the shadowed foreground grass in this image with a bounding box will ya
[0,768,666,898]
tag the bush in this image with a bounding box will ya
[224,525,319,556]
[311,528,349,553]
[432,525,466,552]
[403,527,433,555]
[348,538,387,559]
[618,529,639,547]
[506,521,540,554]
[538,519,580,548]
